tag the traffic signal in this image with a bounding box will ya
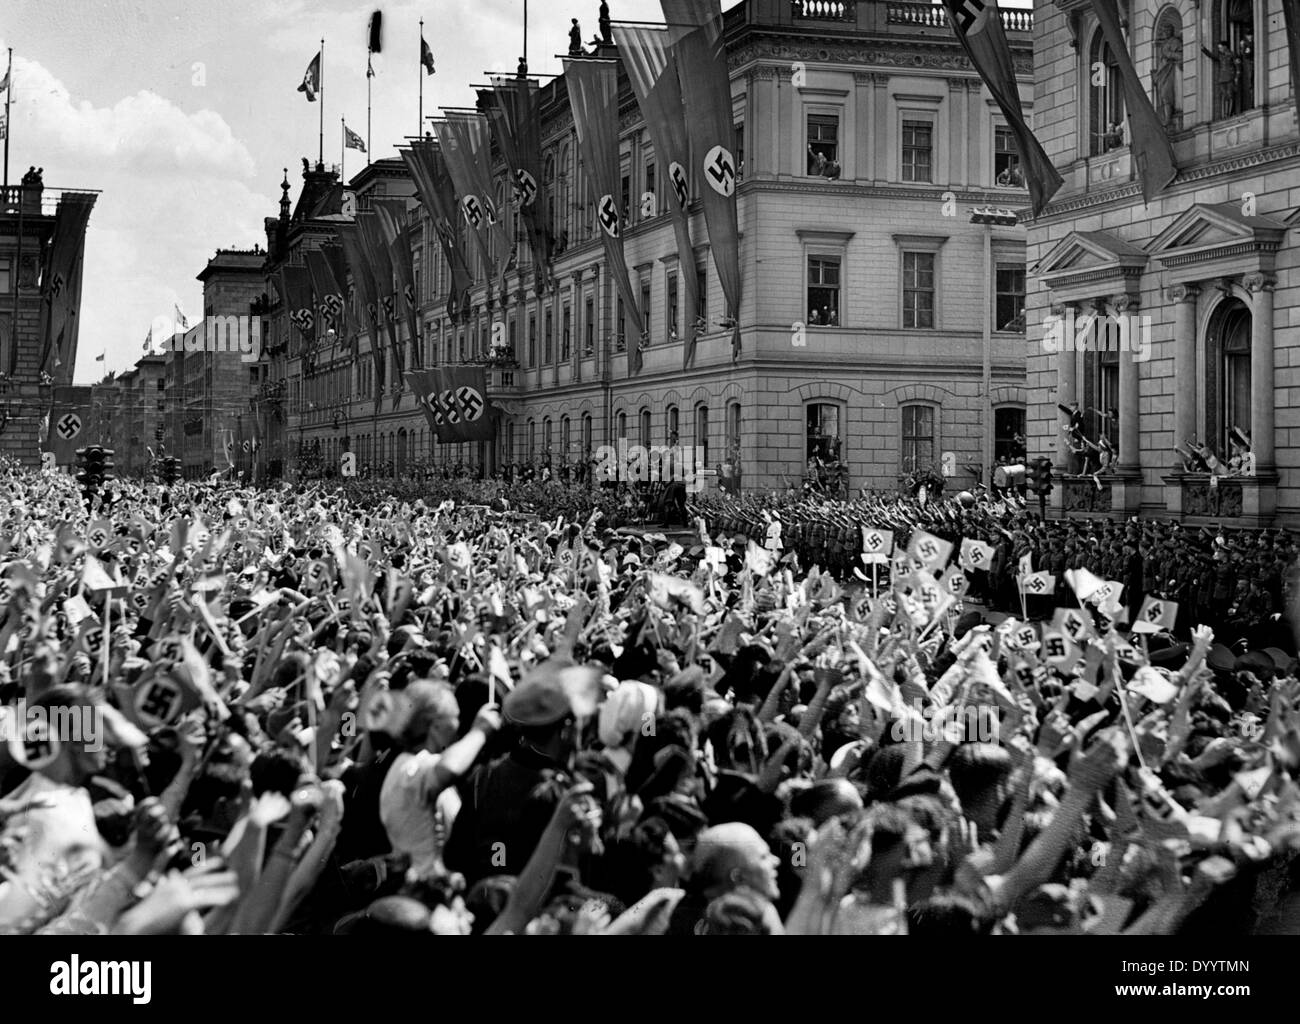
[1030,456,1054,496]
[163,456,182,485]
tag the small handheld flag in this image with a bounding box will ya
[298,52,321,101]
[1132,595,1178,634]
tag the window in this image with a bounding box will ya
[528,314,537,367]
[508,317,517,361]
[901,405,934,475]
[994,407,1027,462]
[0,258,9,293]
[807,256,841,326]
[727,402,741,449]
[807,403,841,465]
[621,172,631,229]
[696,405,710,465]
[458,330,466,361]
[902,121,933,183]
[995,264,1026,332]
[640,408,651,448]
[667,274,679,340]
[1088,31,1125,155]
[1209,1,1255,117]
[902,252,935,329]
[696,265,708,330]
[617,411,627,442]
[644,162,656,218]
[528,419,536,458]
[584,297,594,355]
[581,413,592,454]
[543,418,553,456]
[994,126,1023,186]
[641,281,651,342]
[667,405,679,444]
[1208,298,1251,456]
[561,304,571,361]
[807,114,839,174]
[544,309,553,364]
[734,120,745,180]
[561,416,571,458]
[617,298,626,351]
[158,378,166,390]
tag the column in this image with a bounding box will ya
[1245,272,1276,471]
[1167,284,1198,457]
[1054,302,1077,469]
[1112,294,1140,471]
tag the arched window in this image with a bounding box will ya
[899,404,933,476]
[561,415,571,459]
[994,406,1027,462]
[727,401,741,452]
[543,417,553,457]
[666,405,679,444]
[1207,297,1252,457]
[696,404,710,466]
[581,412,592,454]
[558,143,572,246]
[527,418,536,459]
[808,402,843,466]
[617,410,627,442]
[639,408,651,448]
[1088,28,1126,155]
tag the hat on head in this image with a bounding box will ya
[503,672,575,727]
[1206,643,1237,674]
[1233,650,1274,679]
[1263,647,1294,672]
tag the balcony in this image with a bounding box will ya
[789,0,1032,34]
[1180,477,1243,519]
[1062,476,1112,514]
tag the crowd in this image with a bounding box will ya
[3,456,1300,936]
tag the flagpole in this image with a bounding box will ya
[3,48,12,191]
[418,20,424,137]
[318,39,325,167]
[340,118,346,181]
[367,54,373,165]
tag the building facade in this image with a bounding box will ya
[254,0,1036,490]
[1028,0,1300,525]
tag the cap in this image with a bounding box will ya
[502,673,575,727]
[1263,647,1294,672]
[1233,651,1274,678]
[1206,643,1237,673]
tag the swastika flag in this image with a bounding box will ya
[1132,595,1178,634]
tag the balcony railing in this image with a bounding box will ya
[1062,476,1112,513]
[884,2,1032,32]
[1181,477,1244,518]
[792,0,856,21]
[0,185,101,218]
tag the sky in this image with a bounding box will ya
[0,0,1026,384]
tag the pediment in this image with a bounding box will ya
[1150,202,1289,266]
[1032,230,1147,302]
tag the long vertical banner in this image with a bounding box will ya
[484,75,553,296]
[402,141,474,322]
[432,116,497,310]
[613,23,702,370]
[373,198,421,372]
[335,221,386,411]
[439,112,511,301]
[564,57,644,376]
[356,210,404,407]
[662,0,742,361]
[37,193,97,381]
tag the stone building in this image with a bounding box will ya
[1027,0,1299,525]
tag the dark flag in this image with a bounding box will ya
[336,221,387,409]
[483,75,552,295]
[433,115,498,308]
[402,141,474,322]
[661,0,742,361]
[1087,0,1177,203]
[613,23,702,369]
[372,199,421,373]
[564,57,644,375]
[298,52,321,101]
[407,367,496,443]
[344,123,366,152]
[942,0,1063,216]
[357,209,404,405]
[304,249,344,338]
[321,241,358,359]
[368,11,383,54]
[441,111,511,298]
[421,35,436,75]
[36,192,96,381]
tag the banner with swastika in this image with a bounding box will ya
[406,366,496,443]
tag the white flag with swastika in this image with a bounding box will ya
[906,529,952,572]
[1132,595,1178,634]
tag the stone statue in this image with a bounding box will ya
[599,1,612,44]
[568,18,582,55]
[1152,21,1182,129]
